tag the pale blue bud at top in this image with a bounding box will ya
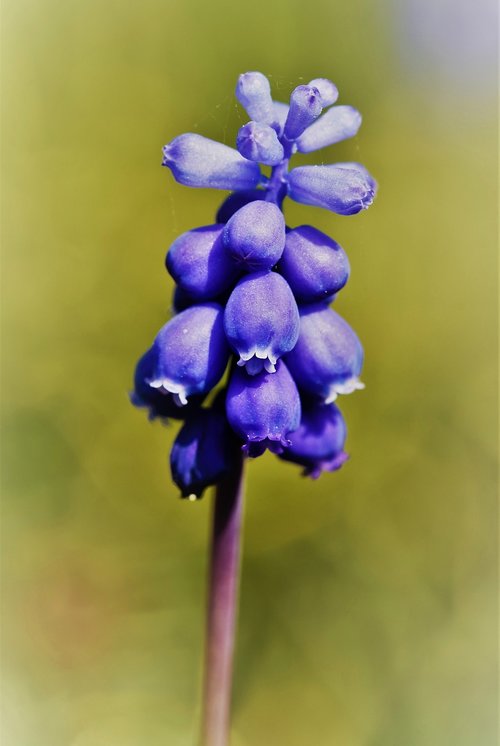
[162,134,261,190]
[307,78,339,107]
[287,163,376,215]
[131,347,204,420]
[236,71,275,125]
[296,106,362,153]
[283,85,323,141]
[224,271,299,375]
[166,225,239,300]
[285,304,364,403]
[334,161,378,193]
[271,101,289,134]
[226,360,301,457]
[236,121,284,166]
[170,399,239,499]
[223,201,286,271]
[215,189,266,223]
[147,303,230,405]
[278,400,348,478]
[277,225,350,302]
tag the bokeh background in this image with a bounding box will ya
[1,0,498,744]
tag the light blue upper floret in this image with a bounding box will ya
[161,72,376,215]
[162,133,261,191]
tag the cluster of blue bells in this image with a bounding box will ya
[132,72,376,498]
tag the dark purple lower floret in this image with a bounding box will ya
[226,360,301,457]
[278,400,349,478]
[170,401,240,498]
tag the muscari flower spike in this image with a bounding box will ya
[133,71,376,497]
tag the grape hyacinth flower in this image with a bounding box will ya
[131,71,376,746]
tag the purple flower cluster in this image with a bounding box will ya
[132,72,376,498]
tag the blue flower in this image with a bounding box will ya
[170,395,240,499]
[131,347,205,420]
[235,71,275,125]
[162,134,261,191]
[287,163,376,215]
[278,225,350,302]
[285,303,364,402]
[236,122,284,166]
[224,271,299,375]
[226,360,301,457]
[283,84,324,141]
[223,200,286,271]
[278,400,349,478]
[147,303,230,405]
[295,105,362,153]
[166,225,239,300]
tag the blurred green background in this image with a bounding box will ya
[1,0,498,744]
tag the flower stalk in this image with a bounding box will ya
[201,452,246,746]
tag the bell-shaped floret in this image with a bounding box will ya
[223,201,286,271]
[296,106,362,153]
[147,303,230,405]
[166,225,239,300]
[162,134,261,190]
[283,85,323,141]
[235,71,275,125]
[170,398,240,499]
[215,189,266,223]
[226,360,301,457]
[285,304,364,402]
[307,78,338,107]
[287,163,376,215]
[278,400,348,478]
[277,225,350,302]
[131,347,204,420]
[236,121,284,166]
[224,271,299,375]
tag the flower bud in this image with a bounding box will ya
[307,78,339,107]
[223,201,286,271]
[296,106,362,153]
[235,71,275,125]
[287,163,376,215]
[162,134,261,190]
[285,304,364,402]
[170,402,239,499]
[147,303,230,405]
[279,400,349,478]
[277,225,350,302]
[224,271,299,375]
[283,85,323,141]
[215,189,266,223]
[166,225,239,300]
[236,121,284,166]
[131,347,204,420]
[226,360,301,457]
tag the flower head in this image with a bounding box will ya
[134,71,376,495]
